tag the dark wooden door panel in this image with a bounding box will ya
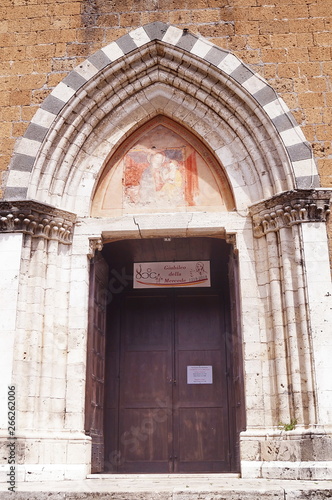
[123,295,171,350]
[118,408,170,472]
[176,294,223,349]
[122,351,171,407]
[85,252,109,473]
[104,295,120,473]
[176,408,229,472]
[118,294,173,472]
[228,247,246,471]
[173,292,230,472]
[177,350,226,407]
[95,237,242,474]
[104,408,119,472]
[105,289,231,473]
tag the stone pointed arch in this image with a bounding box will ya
[4,21,318,212]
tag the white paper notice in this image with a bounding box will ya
[187,366,213,384]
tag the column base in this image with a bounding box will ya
[241,460,332,480]
[240,428,332,480]
[0,431,91,482]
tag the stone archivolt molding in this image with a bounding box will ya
[251,190,331,238]
[5,22,319,205]
[0,201,76,244]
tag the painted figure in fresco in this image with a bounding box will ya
[139,152,166,202]
[142,152,185,203]
[160,159,183,205]
[123,146,199,208]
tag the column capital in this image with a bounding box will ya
[250,189,331,238]
[0,200,76,245]
[88,237,104,259]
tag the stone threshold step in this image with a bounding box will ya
[87,473,241,479]
[2,489,332,500]
[1,477,332,500]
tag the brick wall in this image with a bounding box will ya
[1,0,331,193]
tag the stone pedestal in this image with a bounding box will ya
[241,429,332,479]
[0,432,91,482]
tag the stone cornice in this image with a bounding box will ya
[250,189,331,238]
[0,200,76,245]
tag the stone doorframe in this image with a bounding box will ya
[0,22,331,481]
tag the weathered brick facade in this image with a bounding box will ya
[0,0,332,187]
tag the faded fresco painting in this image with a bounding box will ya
[92,123,231,216]
[123,146,198,208]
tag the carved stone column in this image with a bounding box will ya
[240,189,332,479]
[0,201,91,480]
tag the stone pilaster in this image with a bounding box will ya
[241,189,332,480]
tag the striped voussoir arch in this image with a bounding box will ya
[5,21,318,200]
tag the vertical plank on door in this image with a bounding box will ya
[173,293,231,472]
[85,251,109,473]
[118,294,173,473]
[228,246,246,471]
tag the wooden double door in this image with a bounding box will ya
[104,290,231,473]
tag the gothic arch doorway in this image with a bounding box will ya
[1,19,328,482]
[85,237,245,473]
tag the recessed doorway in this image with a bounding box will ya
[85,237,245,474]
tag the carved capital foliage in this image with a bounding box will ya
[250,190,331,238]
[0,200,76,245]
[226,232,237,248]
[88,237,104,259]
